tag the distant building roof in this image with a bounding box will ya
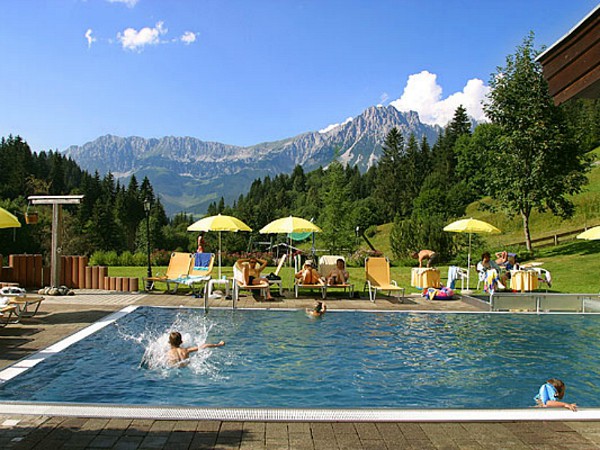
[536,4,600,104]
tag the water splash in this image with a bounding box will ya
[116,310,224,378]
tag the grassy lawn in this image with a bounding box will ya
[109,237,600,295]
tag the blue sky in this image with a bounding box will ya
[0,0,597,153]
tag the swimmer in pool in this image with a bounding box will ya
[534,378,577,411]
[306,301,326,317]
[168,331,225,367]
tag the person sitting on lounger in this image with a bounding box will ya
[495,251,508,266]
[295,260,323,285]
[235,256,274,300]
[478,252,507,290]
[326,258,349,285]
[168,331,225,367]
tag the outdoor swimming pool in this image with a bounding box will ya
[0,307,598,409]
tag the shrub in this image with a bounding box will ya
[151,249,172,266]
[119,251,134,266]
[133,252,147,266]
[89,250,119,266]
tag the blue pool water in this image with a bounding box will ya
[0,307,598,409]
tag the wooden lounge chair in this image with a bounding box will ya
[143,252,193,293]
[171,253,215,297]
[319,255,354,299]
[232,262,269,301]
[364,256,405,302]
[0,305,17,327]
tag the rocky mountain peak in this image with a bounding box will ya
[65,105,443,214]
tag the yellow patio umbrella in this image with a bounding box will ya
[0,207,21,229]
[576,226,600,241]
[187,214,252,278]
[259,216,322,264]
[444,218,501,290]
[259,216,322,234]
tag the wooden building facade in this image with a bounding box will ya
[537,5,600,104]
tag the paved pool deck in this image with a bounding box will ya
[0,289,598,449]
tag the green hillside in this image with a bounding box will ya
[365,147,600,293]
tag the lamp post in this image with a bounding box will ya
[144,198,152,291]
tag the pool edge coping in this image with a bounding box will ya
[0,401,594,422]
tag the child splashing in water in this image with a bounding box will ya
[168,331,225,367]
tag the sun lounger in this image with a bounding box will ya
[168,253,215,297]
[364,256,405,302]
[294,268,326,299]
[8,295,45,319]
[319,255,354,299]
[0,305,17,327]
[232,262,269,301]
[143,252,193,293]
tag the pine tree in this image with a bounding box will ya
[320,161,354,253]
[375,127,405,221]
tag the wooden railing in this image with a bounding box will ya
[507,225,599,248]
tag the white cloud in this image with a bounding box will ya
[107,0,139,8]
[84,28,96,48]
[181,31,197,45]
[389,70,489,126]
[117,21,167,52]
[380,92,389,104]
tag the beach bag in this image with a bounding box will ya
[266,272,281,281]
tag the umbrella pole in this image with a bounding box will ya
[466,233,472,291]
[218,231,222,279]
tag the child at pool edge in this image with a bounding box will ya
[168,331,225,367]
[534,378,577,411]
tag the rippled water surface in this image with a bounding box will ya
[1,308,598,408]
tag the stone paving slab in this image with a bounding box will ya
[1,416,599,449]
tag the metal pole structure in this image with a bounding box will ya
[144,199,152,291]
[218,231,222,279]
[28,196,84,289]
[466,233,472,291]
[50,203,62,288]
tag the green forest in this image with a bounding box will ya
[1,35,599,267]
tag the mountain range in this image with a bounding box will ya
[64,105,442,215]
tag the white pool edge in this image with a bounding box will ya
[0,305,139,384]
[0,402,594,422]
